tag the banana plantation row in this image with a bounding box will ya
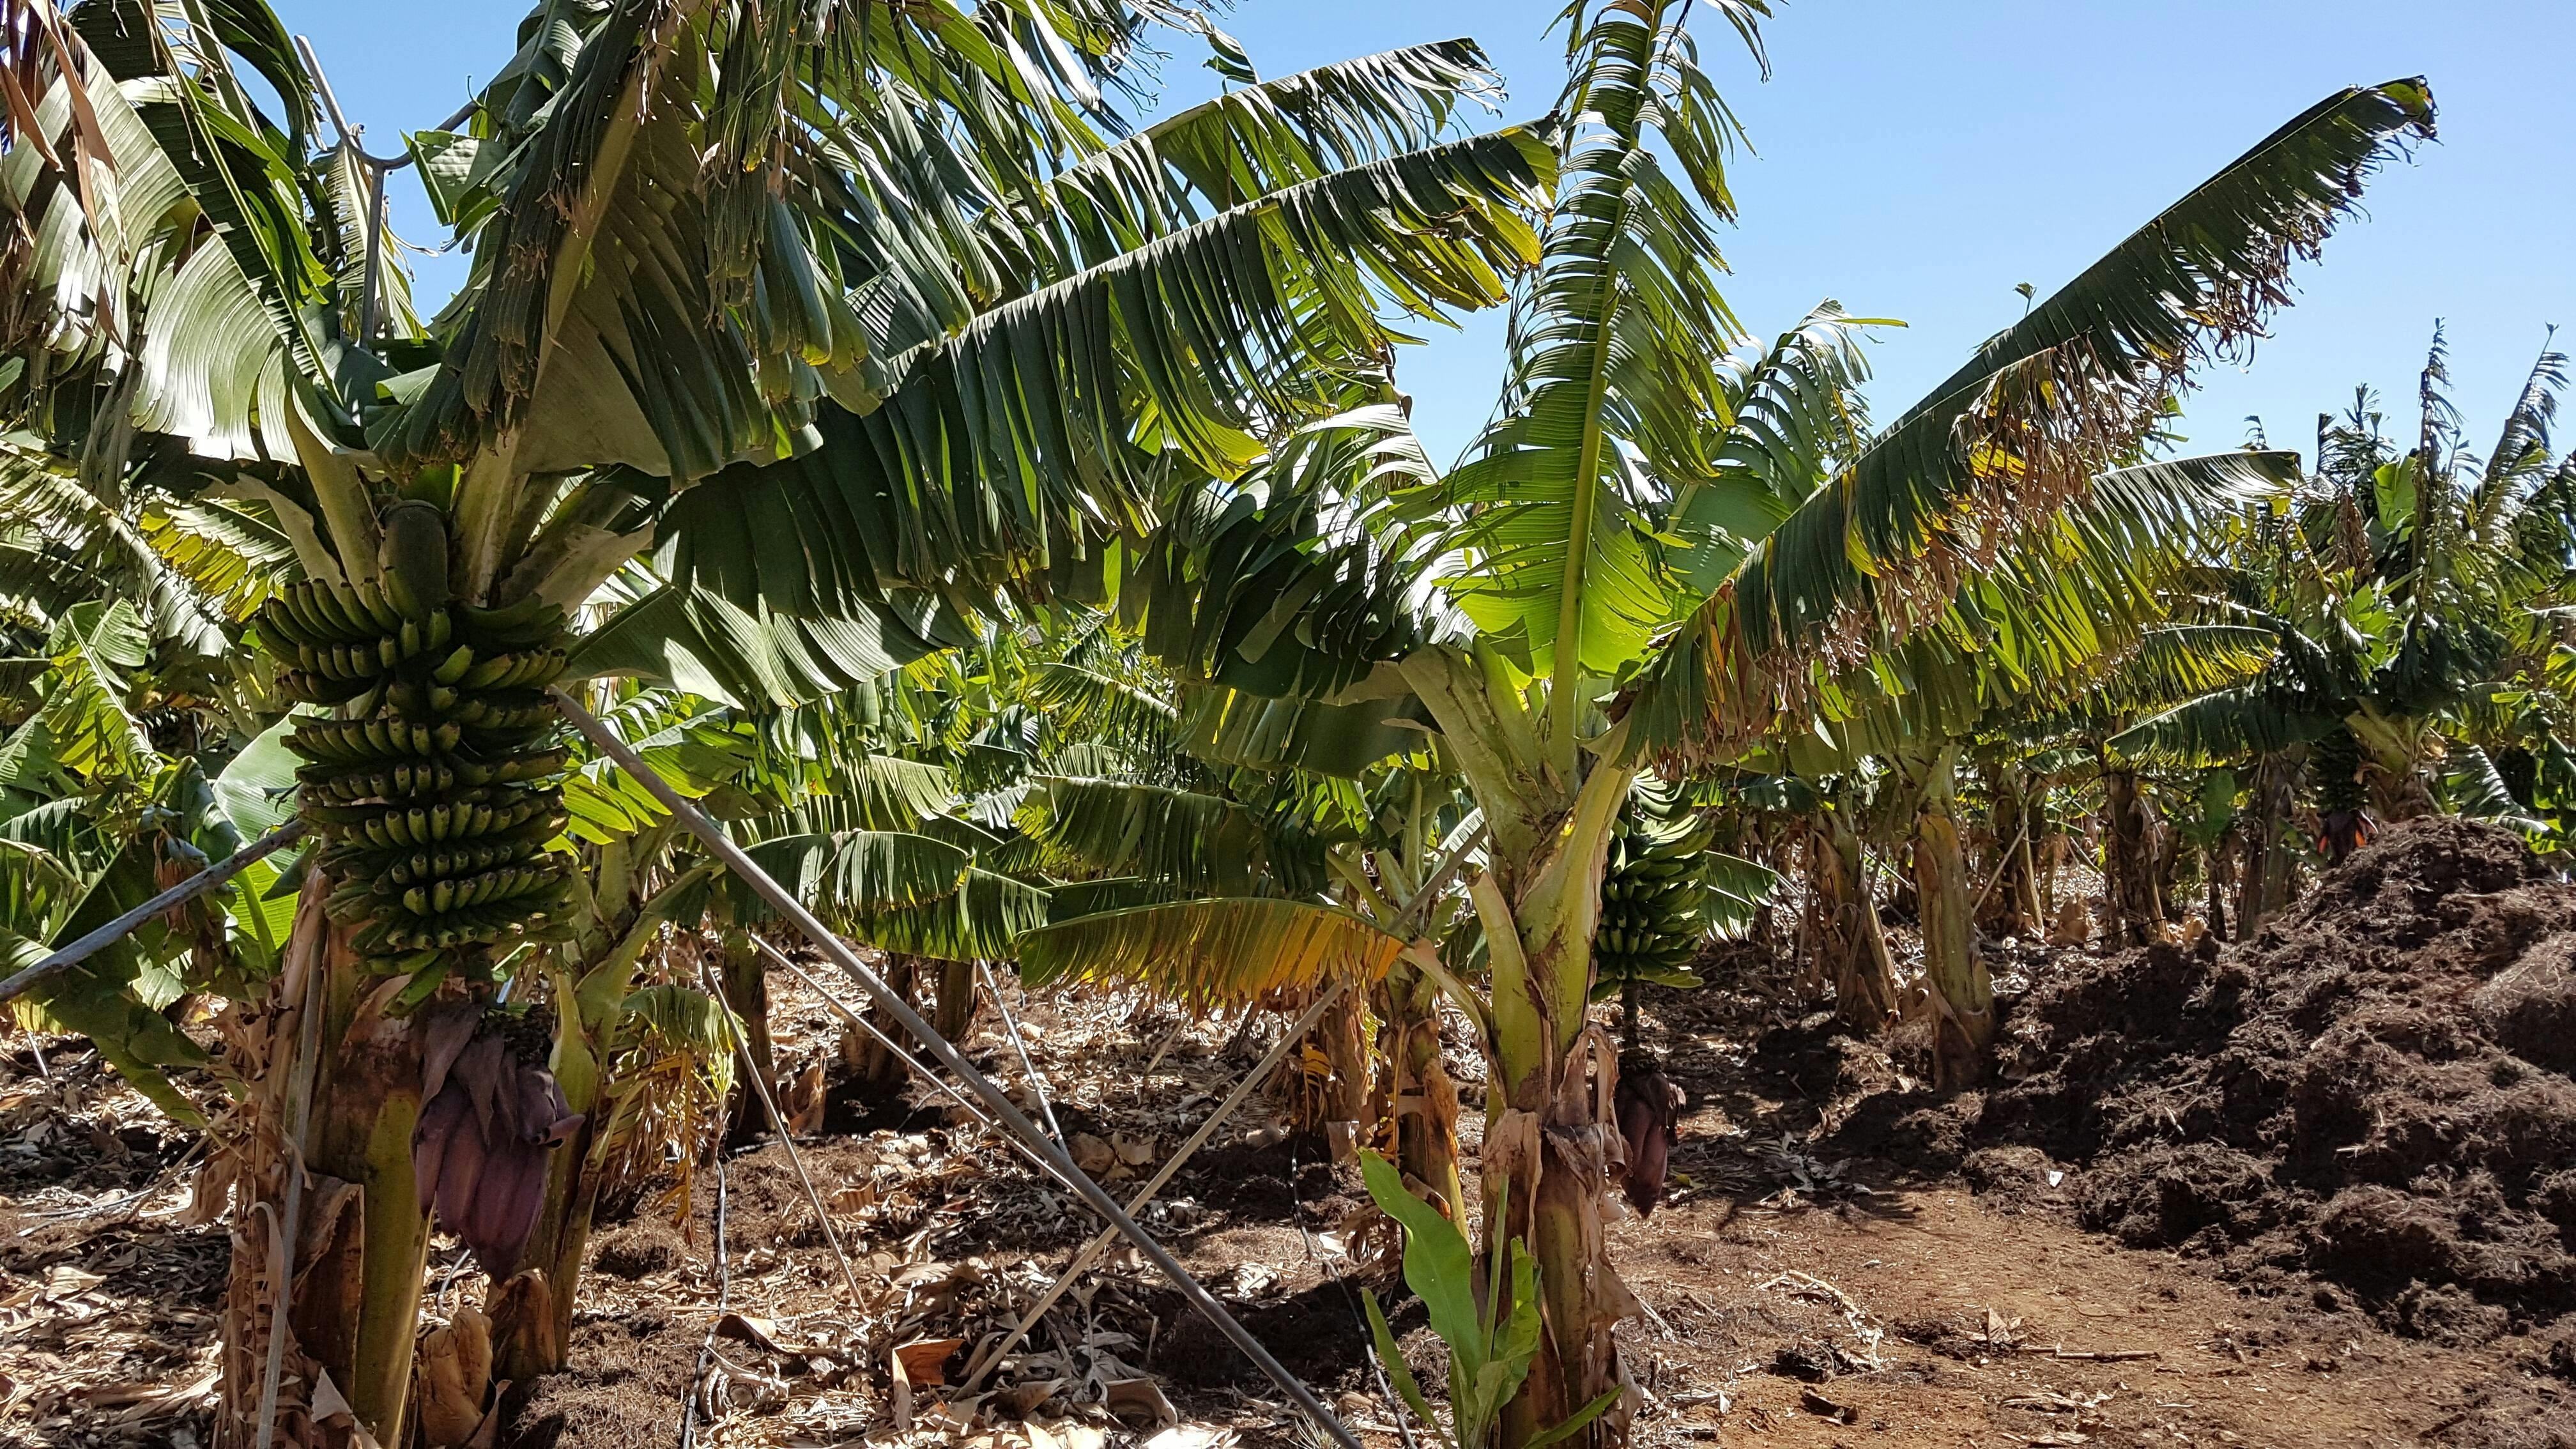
[0,1,2531,1446]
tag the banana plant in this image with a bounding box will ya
[1102,4,2432,1424]
[1012,697,1478,1209]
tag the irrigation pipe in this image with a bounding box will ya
[0,821,308,1008]
[551,688,1363,1449]
[678,1144,731,1449]
[958,982,1347,1393]
[1287,1132,1420,1449]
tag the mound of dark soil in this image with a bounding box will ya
[1848,817,2576,1346]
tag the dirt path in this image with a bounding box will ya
[1610,1174,2559,1448]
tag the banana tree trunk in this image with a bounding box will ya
[2101,767,2168,946]
[218,878,433,1448]
[1399,647,1643,1447]
[843,953,917,1097]
[1324,988,1370,1134]
[1912,778,1994,1090]
[491,858,716,1387]
[719,930,774,1149]
[1802,811,1898,1032]
[1289,985,1371,1157]
[492,1137,589,1383]
[2235,751,2302,936]
[932,958,977,1043]
[1979,771,2043,940]
[1377,959,1465,1224]
[1475,772,1638,1449]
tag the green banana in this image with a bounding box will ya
[1595,784,1717,993]
[457,595,569,649]
[379,500,453,620]
[350,575,404,632]
[430,645,476,686]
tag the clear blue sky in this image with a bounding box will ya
[278,0,2574,468]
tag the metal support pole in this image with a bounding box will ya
[0,821,309,1008]
[548,689,1361,1449]
[979,959,1062,1142]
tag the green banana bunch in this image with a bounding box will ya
[1590,783,1713,1002]
[258,500,579,978]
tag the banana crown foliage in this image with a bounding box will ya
[1618,79,2438,761]
[1,0,1558,663]
[1004,1,2435,1043]
[1084,1,2435,825]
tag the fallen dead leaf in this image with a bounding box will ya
[1071,1133,1116,1176]
[996,1377,1068,1416]
[714,1312,833,1359]
[1102,1376,1178,1426]
[896,1336,965,1386]
[42,1265,105,1296]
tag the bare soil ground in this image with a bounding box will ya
[5,816,2572,1448]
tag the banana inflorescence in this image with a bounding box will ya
[413,1003,583,1278]
[259,500,576,972]
[1591,784,1715,1000]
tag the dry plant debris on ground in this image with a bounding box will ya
[8,822,2576,1448]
